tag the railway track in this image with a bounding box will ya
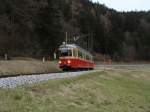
[0,70,98,89]
[0,64,149,89]
[0,71,64,79]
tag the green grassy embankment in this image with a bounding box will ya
[0,58,61,77]
[0,68,150,112]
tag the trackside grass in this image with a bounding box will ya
[0,69,150,112]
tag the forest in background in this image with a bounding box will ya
[0,0,150,61]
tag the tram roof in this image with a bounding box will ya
[59,44,92,56]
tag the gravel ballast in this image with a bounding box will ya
[0,70,97,89]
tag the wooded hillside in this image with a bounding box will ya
[0,0,150,61]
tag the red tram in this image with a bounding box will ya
[58,44,94,71]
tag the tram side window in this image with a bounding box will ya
[90,56,92,61]
[83,53,86,60]
[86,55,88,60]
[68,50,72,56]
[82,52,86,59]
[89,56,91,61]
[78,51,82,58]
[86,55,90,61]
[81,51,84,59]
[73,49,77,57]
[91,56,93,61]
[60,50,72,57]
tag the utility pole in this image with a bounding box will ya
[90,32,94,52]
[66,32,68,44]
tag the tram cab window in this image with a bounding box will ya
[60,49,72,57]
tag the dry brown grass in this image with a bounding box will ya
[0,59,61,76]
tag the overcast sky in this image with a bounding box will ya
[91,0,150,11]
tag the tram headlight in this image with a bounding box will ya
[67,60,71,64]
[59,61,62,64]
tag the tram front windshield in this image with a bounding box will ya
[60,49,72,57]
